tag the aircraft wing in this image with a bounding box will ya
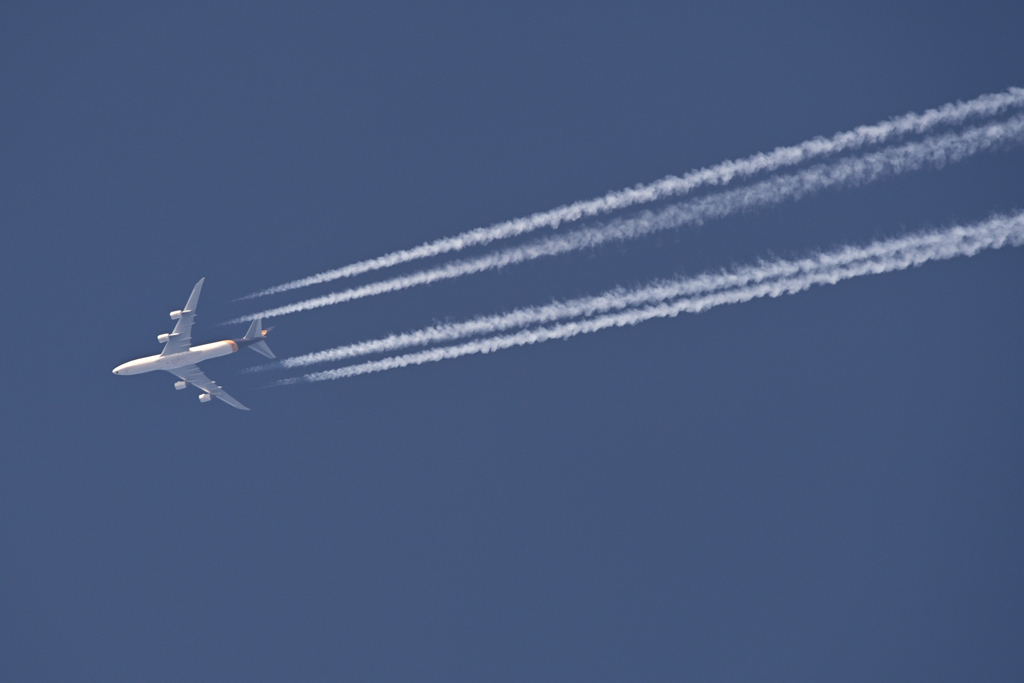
[161,278,204,356]
[167,364,250,411]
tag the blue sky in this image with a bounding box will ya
[2,3,1023,681]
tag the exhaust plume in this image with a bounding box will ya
[273,210,1024,384]
[243,87,1024,299]
[267,226,964,370]
[233,115,1024,323]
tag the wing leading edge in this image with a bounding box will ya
[167,364,250,411]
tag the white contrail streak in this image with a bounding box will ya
[266,224,962,369]
[243,87,1024,299]
[232,115,1024,323]
[273,210,1024,384]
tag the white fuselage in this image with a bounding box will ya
[112,341,238,375]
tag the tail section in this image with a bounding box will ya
[242,318,276,358]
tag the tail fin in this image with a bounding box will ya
[243,318,276,358]
[243,317,264,340]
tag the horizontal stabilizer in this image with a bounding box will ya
[249,340,275,359]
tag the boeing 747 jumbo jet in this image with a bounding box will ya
[112,278,273,410]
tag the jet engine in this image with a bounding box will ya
[174,381,187,390]
[199,393,212,403]
[157,333,170,343]
[170,310,182,320]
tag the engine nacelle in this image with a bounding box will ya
[174,381,187,390]
[170,310,182,320]
[157,333,170,344]
[199,393,212,403]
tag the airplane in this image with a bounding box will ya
[112,278,273,410]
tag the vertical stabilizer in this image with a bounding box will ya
[243,317,263,340]
[242,317,274,358]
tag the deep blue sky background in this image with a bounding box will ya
[2,3,1024,681]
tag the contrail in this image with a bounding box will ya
[231,115,1024,323]
[243,86,1024,299]
[272,210,1024,384]
[264,223,966,370]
